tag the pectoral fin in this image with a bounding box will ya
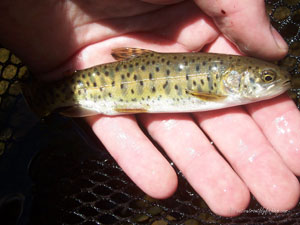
[111,47,154,60]
[186,89,227,101]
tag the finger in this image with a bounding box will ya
[86,115,177,199]
[194,107,300,212]
[138,113,250,216]
[193,0,288,60]
[246,94,300,176]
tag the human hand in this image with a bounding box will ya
[0,0,299,217]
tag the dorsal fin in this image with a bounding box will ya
[111,47,154,60]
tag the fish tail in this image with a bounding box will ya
[20,79,51,118]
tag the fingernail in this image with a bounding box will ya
[271,26,288,52]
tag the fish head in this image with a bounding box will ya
[223,61,291,101]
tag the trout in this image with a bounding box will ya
[22,47,291,117]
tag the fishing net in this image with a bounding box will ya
[0,0,300,224]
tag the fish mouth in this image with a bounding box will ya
[282,80,292,89]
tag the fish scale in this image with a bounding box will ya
[21,48,291,117]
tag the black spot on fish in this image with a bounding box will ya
[123,64,127,69]
[183,56,186,60]
[192,59,195,63]
[119,98,123,102]
[108,92,112,97]
[131,89,134,94]
[156,67,160,72]
[193,80,196,86]
[201,79,204,85]
[152,86,156,93]
[214,82,217,88]
[163,81,168,89]
[140,80,144,86]
[174,85,178,90]
[142,97,145,100]
[149,73,153,80]
[115,67,120,72]
[216,74,219,79]
[98,95,101,99]
[131,98,137,102]
[96,71,100,75]
[86,81,90,86]
[141,65,145,71]
[121,74,125,80]
[184,61,188,66]
[208,66,212,71]
[88,72,91,76]
[134,74,137,80]
[166,69,170,75]
[248,66,252,69]
[99,87,104,92]
[186,74,189,80]
[129,64,133,68]
[93,82,97,87]
[161,58,165,63]
[207,76,211,82]
[244,85,248,89]
[146,61,150,65]
[82,74,86,78]
[220,60,223,65]
[78,90,81,95]
[120,84,124,89]
[105,71,109,76]
[229,56,232,60]
[166,61,170,66]
[173,56,177,60]
[150,53,154,57]
[111,81,115,86]
[135,62,139,66]
[127,72,130,78]
[208,58,211,61]
[202,61,206,66]
[196,65,200,71]
[152,61,156,65]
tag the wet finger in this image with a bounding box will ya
[246,94,300,176]
[194,107,300,212]
[86,115,178,199]
[139,113,250,216]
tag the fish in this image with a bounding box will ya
[21,47,291,117]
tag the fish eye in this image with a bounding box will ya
[261,69,276,83]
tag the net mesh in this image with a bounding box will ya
[0,0,300,224]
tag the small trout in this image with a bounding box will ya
[22,48,291,117]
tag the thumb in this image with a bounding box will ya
[193,0,288,60]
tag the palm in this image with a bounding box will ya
[1,0,299,217]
